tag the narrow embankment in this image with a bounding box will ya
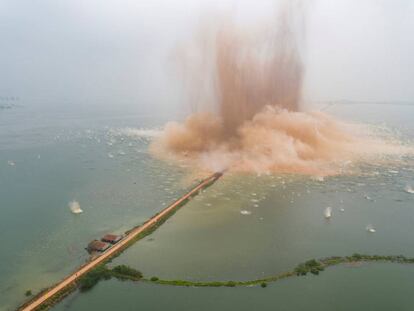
[142,254,414,288]
[18,172,223,311]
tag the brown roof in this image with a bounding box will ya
[87,240,110,252]
[101,234,122,243]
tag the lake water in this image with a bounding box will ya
[1,103,413,311]
[0,106,188,311]
[53,263,414,311]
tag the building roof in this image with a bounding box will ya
[87,240,110,252]
[101,234,122,243]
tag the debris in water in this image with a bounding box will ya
[324,207,332,219]
[340,208,345,212]
[366,224,376,233]
[312,176,324,182]
[69,200,83,214]
[107,153,114,158]
[240,210,252,215]
[7,160,15,166]
[404,185,414,194]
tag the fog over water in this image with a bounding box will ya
[1,0,414,113]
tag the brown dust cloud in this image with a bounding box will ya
[151,1,412,177]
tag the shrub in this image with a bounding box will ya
[79,266,111,292]
[295,259,324,276]
[150,276,159,282]
[304,259,319,267]
[261,282,267,288]
[112,265,142,279]
[310,268,319,275]
[25,290,32,296]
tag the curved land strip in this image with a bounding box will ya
[18,172,223,311]
[27,253,414,307]
[142,254,414,288]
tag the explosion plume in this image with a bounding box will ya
[151,1,411,176]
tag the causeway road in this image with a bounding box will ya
[20,172,222,311]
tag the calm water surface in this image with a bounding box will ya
[0,106,188,311]
[1,104,413,311]
[53,264,414,311]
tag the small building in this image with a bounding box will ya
[87,240,110,253]
[101,234,122,244]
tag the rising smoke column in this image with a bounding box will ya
[216,1,305,133]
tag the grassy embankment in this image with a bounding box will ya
[146,254,414,288]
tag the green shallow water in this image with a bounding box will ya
[52,263,414,311]
[0,108,189,311]
[1,104,414,310]
[109,170,414,282]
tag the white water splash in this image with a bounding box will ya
[366,224,376,233]
[404,185,414,194]
[69,200,83,214]
[110,127,162,138]
[240,210,252,215]
[324,207,332,219]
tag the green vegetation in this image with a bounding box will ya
[70,254,414,291]
[294,259,324,276]
[79,265,112,292]
[79,265,143,292]
[22,252,414,311]
[144,254,414,289]
[25,290,32,296]
[112,265,143,280]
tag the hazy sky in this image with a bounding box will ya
[1,0,413,113]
